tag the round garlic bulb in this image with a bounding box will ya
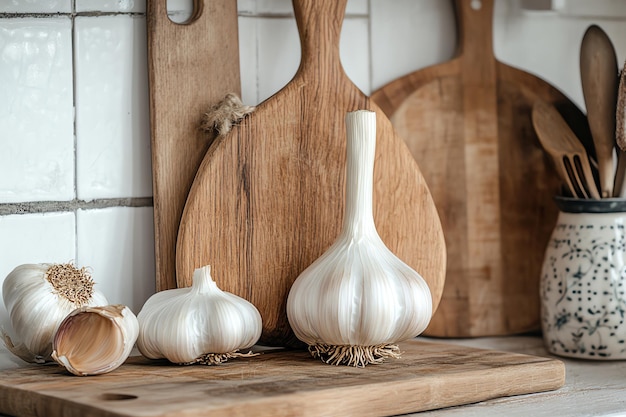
[286,110,433,367]
[136,265,262,365]
[2,263,108,363]
[52,304,139,376]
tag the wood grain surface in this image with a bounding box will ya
[371,0,591,337]
[147,0,241,291]
[176,0,446,347]
[0,340,565,417]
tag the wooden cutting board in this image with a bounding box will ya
[147,0,241,291]
[176,0,446,347]
[0,340,565,417]
[371,0,592,337]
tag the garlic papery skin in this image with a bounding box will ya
[136,265,262,365]
[51,304,138,376]
[2,263,108,363]
[286,110,433,367]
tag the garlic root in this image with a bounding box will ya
[180,350,259,366]
[309,344,402,368]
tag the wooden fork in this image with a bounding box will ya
[532,100,600,199]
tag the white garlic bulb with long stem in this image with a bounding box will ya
[2,263,108,363]
[286,110,433,367]
[136,265,262,365]
[52,304,139,376]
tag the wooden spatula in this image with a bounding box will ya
[177,0,446,347]
[147,0,241,291]
[372,0,591,337]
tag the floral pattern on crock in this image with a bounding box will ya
[541,222,626,359]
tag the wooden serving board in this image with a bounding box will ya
[176,0,446,347]
[147,0,241,291]
[371,0,592,337]
[0,340,565,417]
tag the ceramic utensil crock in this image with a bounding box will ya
[541,196,626,359]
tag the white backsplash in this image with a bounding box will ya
[1,0,626,326]
[0,18,74,203]
[74,15,152,200]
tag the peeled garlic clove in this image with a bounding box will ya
[286,110,433,367]
[2,263,109,363]
[136,265,262,365]
[51,304,138,376]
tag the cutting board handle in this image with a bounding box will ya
[148,0,218,27]
[293,0,348,72]
[454,0,495,64]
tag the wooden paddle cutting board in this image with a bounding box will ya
[371,0,592,337]
[176,0,446,347]
[0,340,565,417]
[147,0,241,291]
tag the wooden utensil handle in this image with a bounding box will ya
[293,0,347,71]
[455,0,496,65]
[149,0,204,25]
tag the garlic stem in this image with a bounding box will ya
[343,110,377,237]
[190,265,219,294]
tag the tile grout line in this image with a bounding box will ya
[0,11,144,18]
[0,198,154,216]
[71,0,78,259]
[2,12,367,19]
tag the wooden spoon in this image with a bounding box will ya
[176,0,446,347]
[580,25,619,198]
[532,99,600,199]
[147,0,241,291]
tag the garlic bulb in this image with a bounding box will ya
[2,263,108,363]
[136,265,262,365]
[286,110,433,367]
[51,304,138,376]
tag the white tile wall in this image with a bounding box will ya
[0,18,74,203]
[253,8,370,103]
[76,207,155,314]
[2,0,626,354]
[238,16,258,104]
[370,0,456,90]
[0,0,71,14]
[75,0,146,13]
[75,15,152,201]
[493,2,626,110]
[238,0,368,15]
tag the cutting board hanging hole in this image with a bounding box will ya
[167,0,197,24]
[99,393,138,401]
[471,0,482,10]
